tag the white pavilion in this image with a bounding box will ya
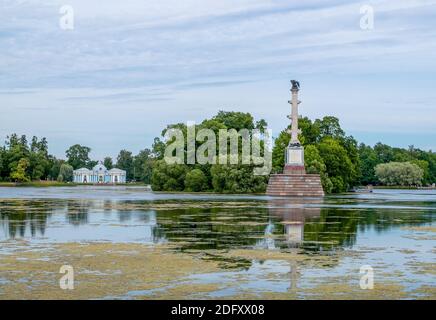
[73,162,126,184]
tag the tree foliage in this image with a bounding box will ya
[184,169,208,192]
[375,162,424,186]
[151,111,269,193]
[66,144,91,169]
[358,143,435,186]
[103,157,113,170]
[10,158,30,182]
[317,138,356,193]
[133,149,154,184]
[151,160,188,191]
[116,150,134,180]
[58,163,74,182]
[0,134,52,182]
[304,145,333,193]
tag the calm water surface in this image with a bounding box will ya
[0,186,435,298]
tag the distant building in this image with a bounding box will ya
[73,162,126,184]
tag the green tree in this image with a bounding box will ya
[133,149,154,184]
[304,145,333,193]
[185,169,208,192]
[255,119,268,132]
[271,130,290,173]
[10,158,30,182]
[299,117,320,145]
[48,157,64,181]
[317,137,354,193]
[0,147,4,181]
[314,116,345,139]
[66,144,91,169]
[358,143,378,185]
[410,159,430,185]
[151,160,188,191]
[58,163,74,182]
[28,136,50,180]
[415,150,436,184]
[213,111,255,131]
[103,157,113,170]
[4,134,30,180]
[375,162,423,186]
[116,150,134,181]
[152,110,269,193]
[152,137,166,160]
[210,165,268,193]
[374,143,394,163]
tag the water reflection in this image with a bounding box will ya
[0,194,434,254]
[66,200,90,225]
[0,200,52,239]
[267,199,321,249]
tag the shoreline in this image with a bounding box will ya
[0,182,150,188]
[1,181,434,192]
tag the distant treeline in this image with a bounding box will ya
[0,111,434,193]
[272,115,435,192]
[0,134,157,184]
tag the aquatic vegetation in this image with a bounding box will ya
[0,188,435,299]
[0,242,222,300]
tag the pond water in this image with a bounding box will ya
[0,187,435,299]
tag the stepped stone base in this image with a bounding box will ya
[266,174,324,197]
[284,164,306,175]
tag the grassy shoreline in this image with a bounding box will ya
[0,181,149,188]
[0,181,75,187]
[1,181,434,192]
[372,185,435,190]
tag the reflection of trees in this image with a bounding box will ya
[117,210,132,222]
[1,197,434,250]
[303,207,435,251]
[151,198,436,253]
[0,199,94,239]
[355,207,435,234]
[155,207,269,251]
[302,208,359,251]
[66,200,90,225]
[0,199,53,239]
[270,203,436,252]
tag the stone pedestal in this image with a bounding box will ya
[267,145,324,197]
[284,145,305,174]
[266,173,324,197]
[284,165,306,175]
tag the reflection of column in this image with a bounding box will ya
[142,210,157,243]
[284,222,304,243]
[289,261,299,291]
[268,198,321,248]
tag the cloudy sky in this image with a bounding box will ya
[1,0,435,159]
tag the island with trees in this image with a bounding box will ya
[0,111,434,192]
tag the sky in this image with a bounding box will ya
[1,0,435,160]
